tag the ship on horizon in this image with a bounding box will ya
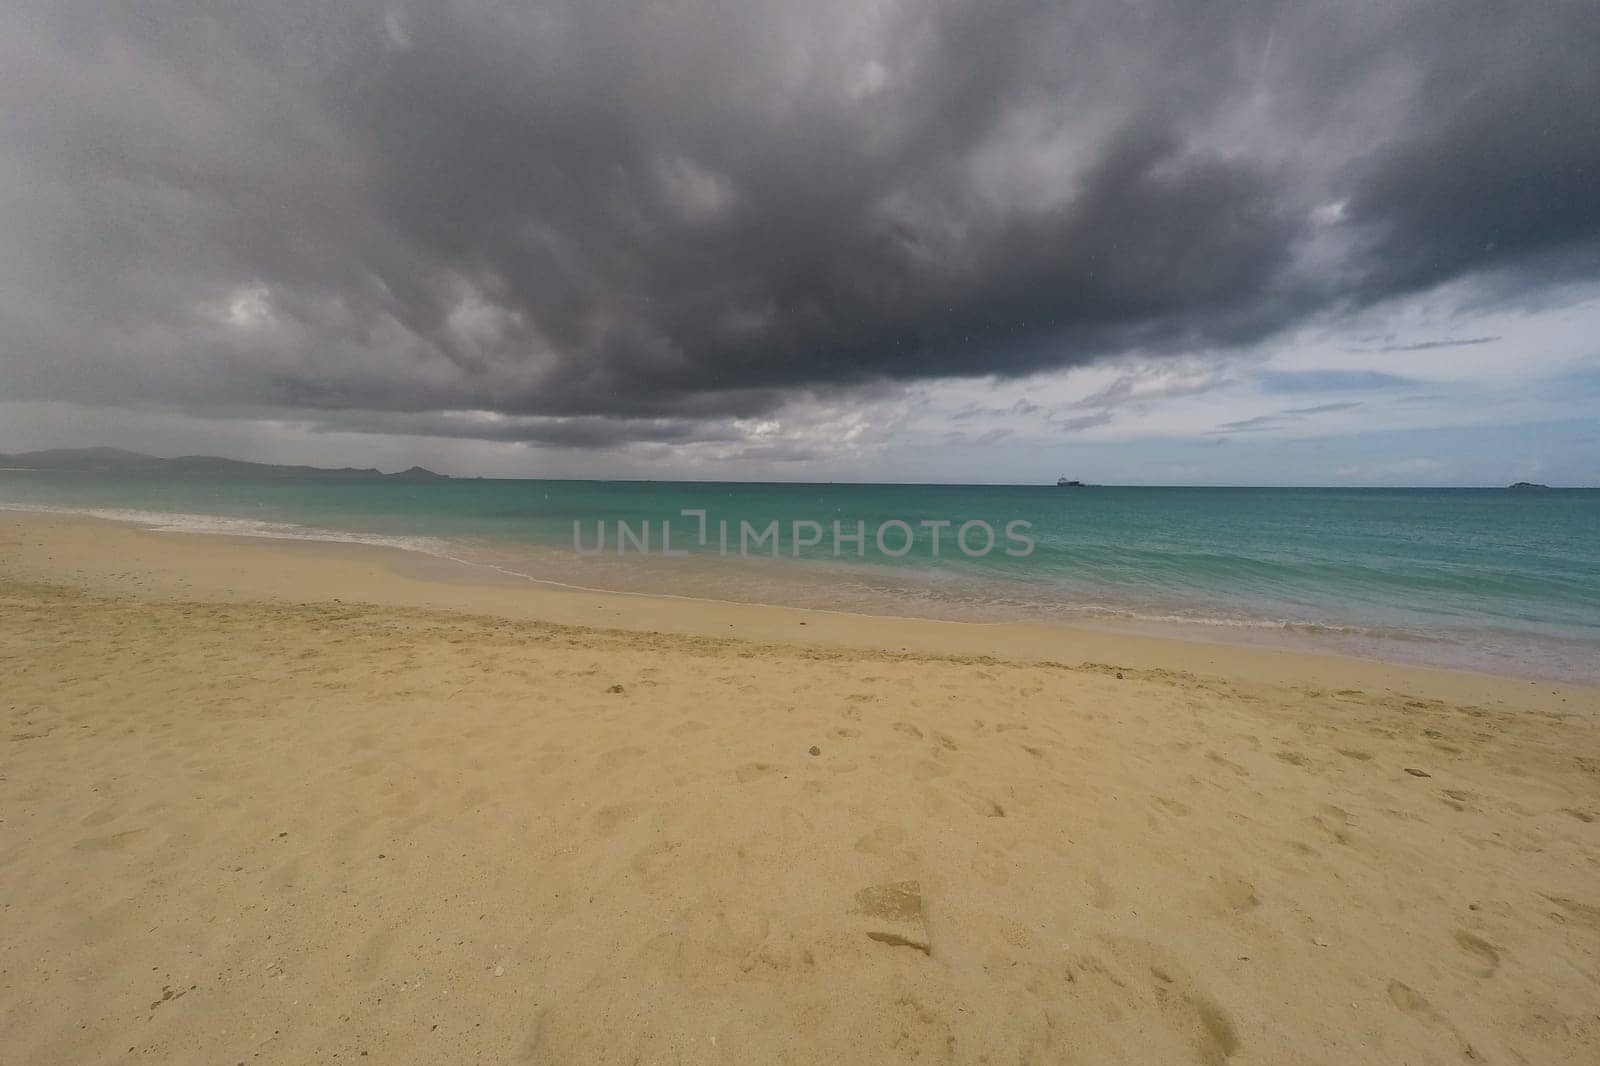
[1056,477,1084,487]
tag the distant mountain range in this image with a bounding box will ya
[0,447,447,481]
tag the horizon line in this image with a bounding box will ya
[0,445,1589,491]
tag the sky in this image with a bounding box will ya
[2,1,1597,485]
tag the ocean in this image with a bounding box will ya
[3,470,1597,683]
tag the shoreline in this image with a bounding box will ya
[4,489,1596,686]
[3,510,1595,705]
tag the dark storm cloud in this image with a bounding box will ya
[2,1,1597,445]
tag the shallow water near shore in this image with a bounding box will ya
[3,470,1597,682]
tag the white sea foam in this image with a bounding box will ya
[1054,605,1438,639]
[0,502,455,557]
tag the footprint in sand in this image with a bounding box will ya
[1153,796,1191,817]
[1084,869,1117,909]
[1543,894,1600,929]
[961,792,1006,818]
[1091,940,1242,1065]
[629,838,684,887]
[856,883,918,917]
[854,824,909,859]
[668,719,709,735]
[1310,804,1356,846]
[593,745,645,773]
[970,844,1010,886]
[1387,980,1430,1015]
[1183,995,1240,1066]
[592,802,641,837]
[355,926,397,982]
[1206,750,1251,778]
[1206,875,1261,916]
[73,827,147,852]
[853,880,931,955]
[734,762,782,783]
[266,856,302,891]
[1453,930,1501,976]
[78,803,119,828]
[1386,980,1481,1058]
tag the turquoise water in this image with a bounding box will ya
[3,470,1597,682]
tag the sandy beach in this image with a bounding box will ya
[3,512,1598,1064]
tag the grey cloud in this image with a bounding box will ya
[1255,370,1417,393]
[691,441,824,464]
[1340,2,1600,300]
[1073,366,1235,410]
[1054,361,1233,432]
[1212,398,1365,434]
[294,410,747,449]
[1212,415,1288,434]
[943,397,1050,424]
[944,427,1016,446]
[1281,402,1363,415]
[2,1,1596,444]
[1372,336,1499,353]
[1053,411,1115,433]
